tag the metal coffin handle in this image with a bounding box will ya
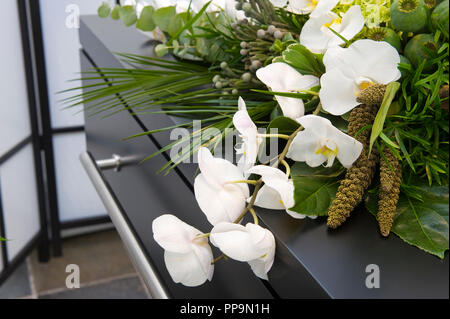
[80,151,170,299]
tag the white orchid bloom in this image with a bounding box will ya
[210,222,275,280]
[152,214,214,287]
[246,166,315,219]
[270,0,339,17]
[194,147,250,225]
[319,39,401,115]
[256,63,320,119]
[287,115,363,168]
[233,97,263,175]
[300,5,364,54]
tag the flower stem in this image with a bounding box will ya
[226,180,258,185]
[281,159,291,177]
[249,207,259,225]
[211,254,228,265]
[259,133,291,140]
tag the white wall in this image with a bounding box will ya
[39,0,110,222]
[0,0,31,157]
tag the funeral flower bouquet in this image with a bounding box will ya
[69,0,449,286]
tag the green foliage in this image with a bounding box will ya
[290,163,344,217]
[266,116,300,135]
[119,5,137,27]
[110,5,120,20]
[366,183,449,258]
[97,2,111,18]
[389,30,449,186]
[153,6,176,32]
[369,82,401,154]
[280,44,325,76]
[136,6,156,31]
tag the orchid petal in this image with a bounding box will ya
[319,67,359,115]
[197,147,249,195]
[164,250,212,287]
[300,13,339,54]
[253,185,286,210]
[210,223,264,261]
[343,39,401,84]
[152,214,201,254]
[194,175,246,225]
[338,6,365,44]
[310,0,340,17]
[256,63,319,119]
[327,127,363,168]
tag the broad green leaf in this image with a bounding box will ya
[136,6,155,31]
[282,43,325,76]
[369,81,400,154]
[366,184,449,259]
[153,6,176,32]
[119,5,137,27]
[290,162,343,216]
[0,237,6,241]
[97,2,111,18]
[266,116,300,135]
[168,12,188,37]
[110,5,120,20]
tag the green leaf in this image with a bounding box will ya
[366,184,449,259]
[0,237,6,241]
[153,6,176,32]
[170,1,211,39]
[168,12,188,37]
[136,6,155,31]
[266,116,300,135]
[110,5,120,20]
[155,44,169,57]
[290,162,343,216]
[119,5,137,27]
[282,43,325,76]
[97,2,111,18]
[369,81,400,154]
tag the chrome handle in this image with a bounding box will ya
[80,151,170,299]
[96,154,141,171]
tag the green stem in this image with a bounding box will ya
[259,133,291,140]
[249,207,259,225]
[226,179,259,185]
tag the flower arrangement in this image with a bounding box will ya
[69,0,449,286]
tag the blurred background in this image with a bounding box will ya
[0,0,149,298]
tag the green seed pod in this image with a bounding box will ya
[404,33,438,70]
[390,0,428,32]
[367,27,402,52]
[431,0,449,34]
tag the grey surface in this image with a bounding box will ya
[40,276,148,299]
[80,151,170,299]
[80,15,449,299]
[0,262,31,299]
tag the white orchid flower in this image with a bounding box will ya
[233,97,263,175]
[270,0,339,17]
[319,39,401,115]
[152,214,214,287]
[246,166,315,219]
[210,222,275,280]
[256,63,320,119]
[300,5,364,54]
[194,147,250,225]
[287,115,363,168]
